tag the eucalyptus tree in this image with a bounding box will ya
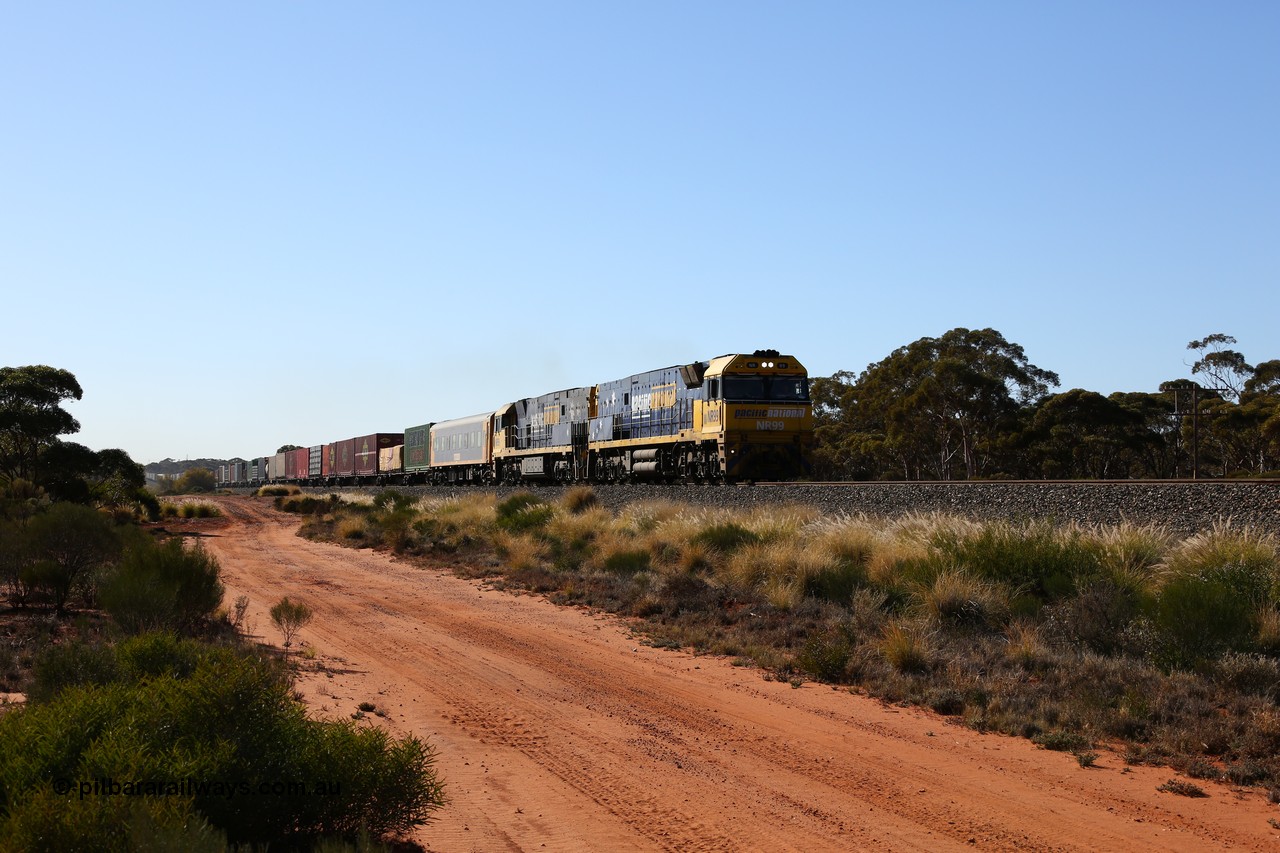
[0,365,83,482]
[857,328,1059,479]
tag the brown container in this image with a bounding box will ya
[332,438,357,477]
[354,433,404,476]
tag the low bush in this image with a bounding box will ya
[602,549,650,575]
[938,521,1098,606]
[270,597,314,648]
[19,503,122,612]
[99,538,224,636]
[0,637,445,848]
[1153,564,1262,668]
[919,569,1007,631]
[1033,730,1092,752]
[795,625,855,683]
[28,639,121,703]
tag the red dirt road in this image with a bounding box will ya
[199,497,1280,852]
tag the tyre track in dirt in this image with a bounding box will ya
[199,497,1280,852]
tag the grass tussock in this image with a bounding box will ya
[296,490,1280,794]
[159,499,222,519]
[256,485,301,497]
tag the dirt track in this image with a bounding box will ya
[199,497,1280,852]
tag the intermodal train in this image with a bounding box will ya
[216,350,814,488]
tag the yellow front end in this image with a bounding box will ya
[694,353,814,480]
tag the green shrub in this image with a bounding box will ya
[602,549,650,575]
[177,502,220,519]
[804,559,867,605]
[940,521,1098,605]
[134,491,161,523]
[22,503,122,612]
[1033,730,1092,752]
[270,597,313,648]
[28,639,121,703]
[795,626,854,683]
[99,538,224,635]
[0,641,445,848]
[372,490,414,512]
[1153,565,1261,668]
[116,633,206,682]
[919,569,1007,631]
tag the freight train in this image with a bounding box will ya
[216,350,814,488]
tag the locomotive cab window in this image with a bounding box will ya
[771,376,811,401]
[722,376,766,401]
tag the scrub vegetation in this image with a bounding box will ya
[299,488,1280,794]
[0,495,443,851]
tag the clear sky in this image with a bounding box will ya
[3,2,1276,464]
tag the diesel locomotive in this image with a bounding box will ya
[217,350,813,487]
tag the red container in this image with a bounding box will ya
[354,433,404,476]
[332,438,356,477]
[289,447,310,480]
[321,443,333,478]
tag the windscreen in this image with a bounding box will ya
[720,375,810,402]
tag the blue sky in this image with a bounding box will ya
[3,2,1276,463]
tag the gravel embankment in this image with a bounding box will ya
[305,481,1280,537]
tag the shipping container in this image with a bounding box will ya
[268,452,288,481]
[378,445,404,475]
[331,438,356,477]
[308,445,323,479]
[322,444,333,478]
[289,447,310,480]
[404,423,432,474]
[354,433,404,476]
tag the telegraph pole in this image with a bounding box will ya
[1170,382,1199,479]
[1170,381,1229,479]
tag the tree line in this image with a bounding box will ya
[812,329,1280,480]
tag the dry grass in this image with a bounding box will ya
[1162,523,1278,582]
[295,492,1280,795]
[1003,620,1047,669]
[493,531,545,571]
[919,568,1008,629]
[882,621,933,673]
[336,516,367,540]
